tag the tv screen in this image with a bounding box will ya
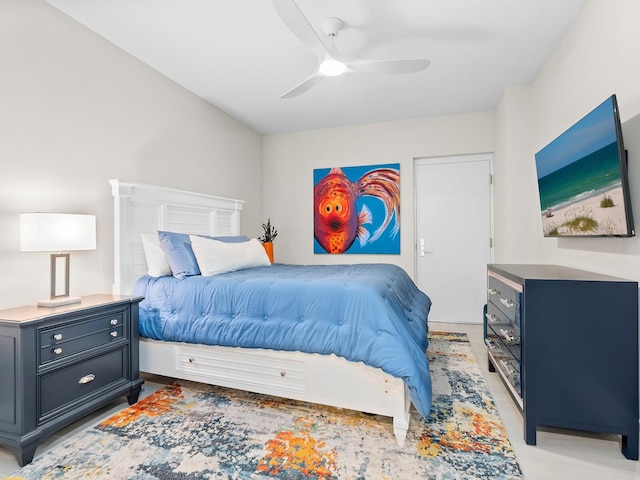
[534,94,635,237]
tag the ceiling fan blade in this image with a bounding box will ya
[273,0,327,55]
[280,74,324,99]
[345,58,430,75]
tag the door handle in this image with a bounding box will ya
[419,238,432,256]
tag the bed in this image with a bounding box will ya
[110,179,432,446]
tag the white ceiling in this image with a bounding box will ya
[46,0,588,135]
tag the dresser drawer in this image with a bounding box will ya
[487,273,522,325]
[487,319,520,361]
[39,347,128,420]
[485,302,513,328]
[486,302,520,334]
[39,310,126,365]
[486,337,522,403]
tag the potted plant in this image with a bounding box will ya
[258,218,277,263]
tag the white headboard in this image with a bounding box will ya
[110,179,244,295]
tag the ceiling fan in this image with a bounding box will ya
[273,0,430,98]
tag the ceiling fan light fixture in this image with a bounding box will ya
[274,0,430,97]
[319,59,346,76]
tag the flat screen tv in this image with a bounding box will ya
[534,94,634,237]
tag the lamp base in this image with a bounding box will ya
[37,296,81,308]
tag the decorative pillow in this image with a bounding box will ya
[158,231,251,279]
[189,235,271,276]
[157,231,199,279]
[140,232,172,277]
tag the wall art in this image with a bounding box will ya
[313,163,400,254]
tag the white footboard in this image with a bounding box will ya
[140,338,411,446]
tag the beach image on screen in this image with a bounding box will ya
[535,97,630,236]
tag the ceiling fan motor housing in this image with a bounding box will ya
[322,17,343,37]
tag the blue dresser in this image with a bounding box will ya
[485,264,639,460]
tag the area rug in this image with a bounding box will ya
[6,332,522,479]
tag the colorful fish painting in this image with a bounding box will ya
[313,164,400,254]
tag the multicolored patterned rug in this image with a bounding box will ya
[6,332,522,479]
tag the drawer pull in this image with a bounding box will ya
[499,360,515,375]
[487,288,499,295]
[78,374,96,385]
[53,347,63,355]
[485,313,499,323]
[53,333,63,341]
[280,371,287,377]
[110,331,118,338]
[500,328,515,342]
[188,358,195,363]
[110,319,118,326]
[500,298,517,309]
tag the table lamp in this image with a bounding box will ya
[20,213,97,307]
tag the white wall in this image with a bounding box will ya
[494,0,640,281]
[262,112,495,277]
[8,0,638,312]
[0,0,263,309]
[493,86,541,263]
[264,0,640,285]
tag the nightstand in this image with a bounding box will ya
[0,294,144,466]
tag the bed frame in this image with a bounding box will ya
[110,179,411,446]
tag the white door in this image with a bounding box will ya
[415,154,492,323]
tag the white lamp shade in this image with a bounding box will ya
[20,213,96,252]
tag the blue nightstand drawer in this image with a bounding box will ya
[39,347,127,419]
[39,309,126,365]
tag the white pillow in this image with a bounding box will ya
[189,235,270,276]
[141,232,172,277]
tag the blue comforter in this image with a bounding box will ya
[133,263,433,419]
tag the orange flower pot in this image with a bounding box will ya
[262,242,274,263]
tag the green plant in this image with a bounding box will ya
[259,218,278,243]
[600,195,615,208]
[562,215,598,232]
